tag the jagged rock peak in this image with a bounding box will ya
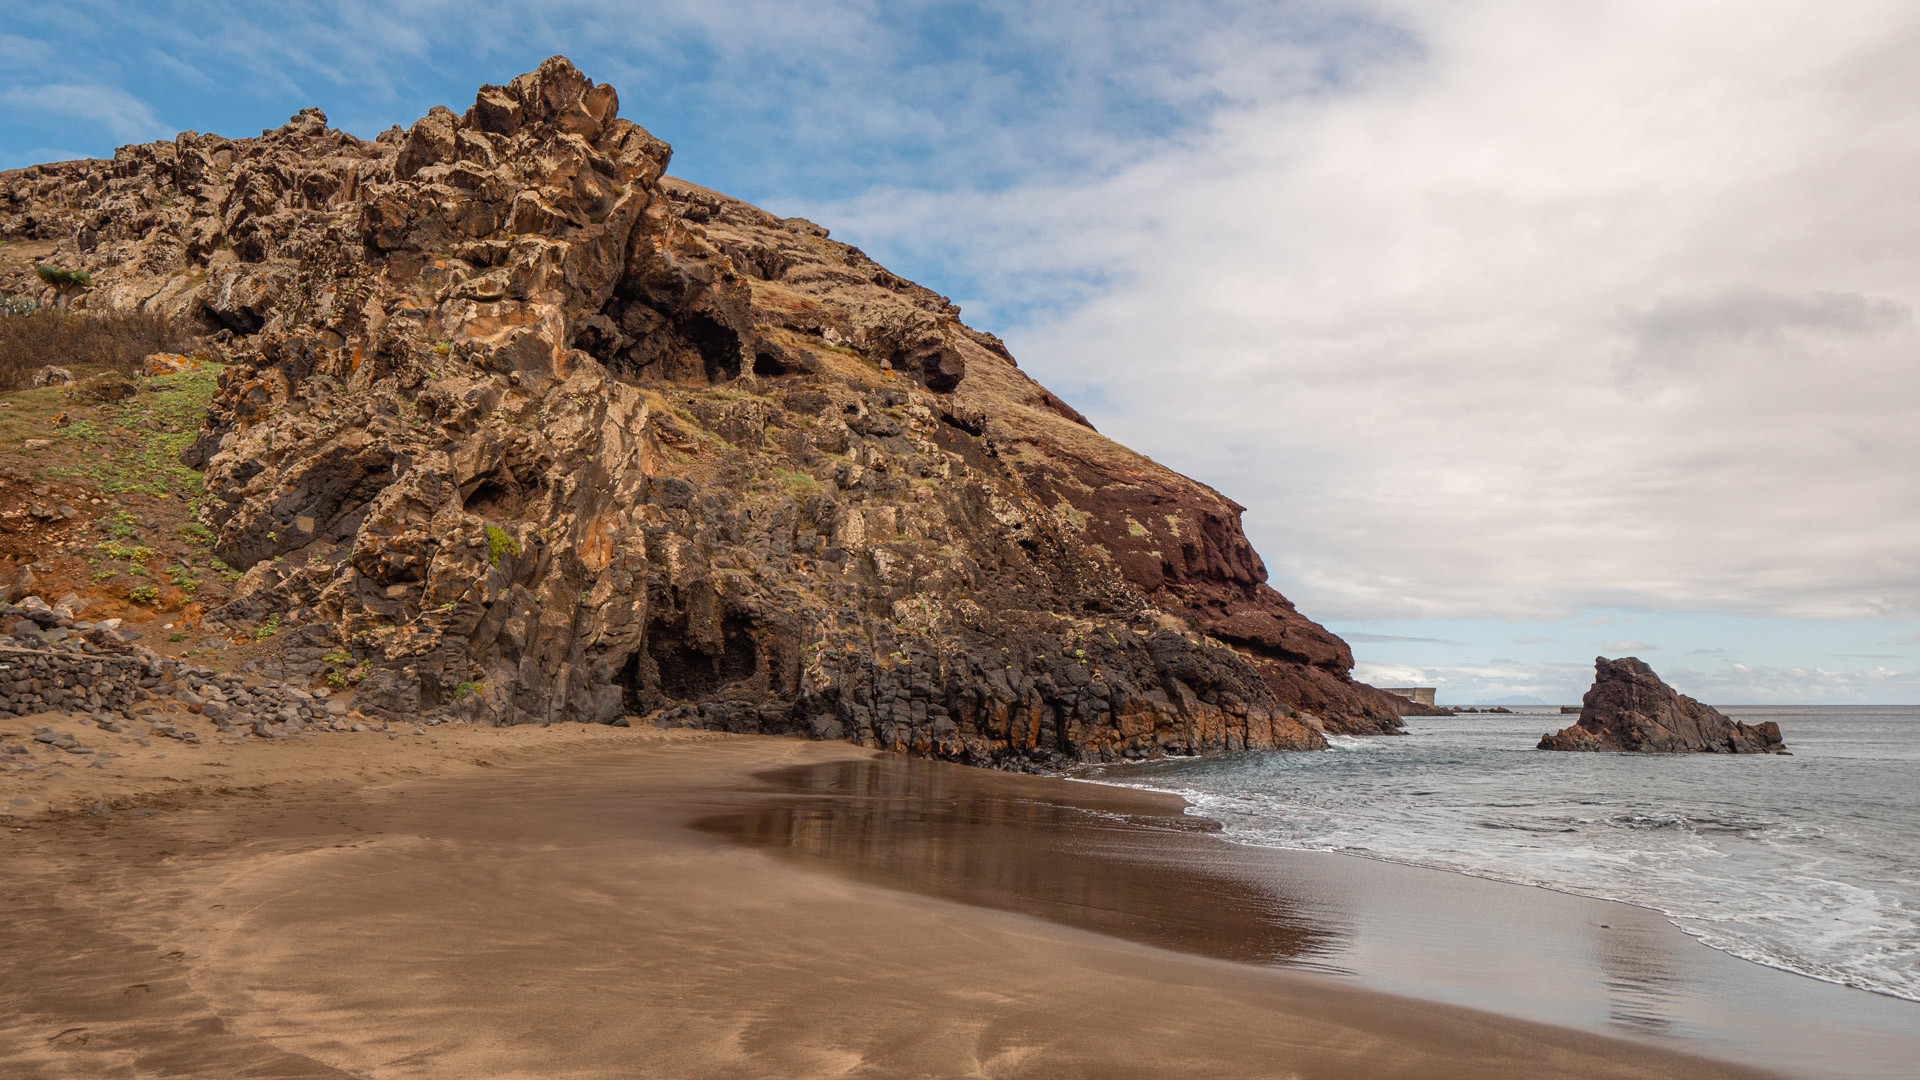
[1539,657,1785,754]
[0,58,1412,768]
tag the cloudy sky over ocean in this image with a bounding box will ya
[6,1,1916,704]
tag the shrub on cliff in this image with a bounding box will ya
[0,308,199,392]
[34,264,93,289]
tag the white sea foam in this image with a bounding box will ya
[1098,707,1920,1002]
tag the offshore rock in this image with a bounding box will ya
[0,57,1409,766]
[1539,657,1784,754]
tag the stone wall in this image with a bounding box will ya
[0,648,155,715]
[3,596,352,737]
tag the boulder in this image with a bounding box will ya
[13,595,61,628]
[1539,657,1784,753]
[141,353,200,377]
[30,365,73,387]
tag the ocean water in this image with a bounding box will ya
[1092,707,1920,1002]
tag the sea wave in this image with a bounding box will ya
[1160,787,1920,1004]
[1092,711,1920,1004]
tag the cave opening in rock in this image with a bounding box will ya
[649,614,759,700]
[463,471,539,517]
[752,350,791,376]
[618,650,648,715]
[938,411,984,437]
[463,477,513,515]
[679,312,742,383]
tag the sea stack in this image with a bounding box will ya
[1538,656,1784,753]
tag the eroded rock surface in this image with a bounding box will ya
[0,57,1409,767]
[1539,657,1784,754]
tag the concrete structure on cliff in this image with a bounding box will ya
[1379,687,1436,707]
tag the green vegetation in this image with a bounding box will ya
[453,681,484,699]
[97,541,155,563]
[100,509,141,538]
[776,468,818,497]
[168,564,200,596]
[128,583,158,605]
[486,525,520,566]
[177,521,215,545]
[34,265,92,289]
[49,364,221,496]
[253,612,281,640]
[319,648,368,689]
[169,631,188,642]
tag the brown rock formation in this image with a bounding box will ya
[0,57,1406,767]
[1539,657,1784,754]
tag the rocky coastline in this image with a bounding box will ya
[0,56,1409,768]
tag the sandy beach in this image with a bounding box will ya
[1,721,1848,1079]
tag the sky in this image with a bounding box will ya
[5,1,1917,704]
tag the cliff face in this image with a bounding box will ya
[1539,657,1784,754]
[0,57,1407,766]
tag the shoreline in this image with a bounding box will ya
[2,726,1906,1077]
[707,754,1920,1079]
[1067,769,1920,1006]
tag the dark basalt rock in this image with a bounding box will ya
[1539,656,1784,754]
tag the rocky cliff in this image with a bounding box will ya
[1539,657,1784,754]
[0,57,1408,767]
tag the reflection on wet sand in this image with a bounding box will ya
[696,757,1347,965]
[695,753,1920,1080]
[1592,921,1688,1036]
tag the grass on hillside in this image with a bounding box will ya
[43,363,223,498]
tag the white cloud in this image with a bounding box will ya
[9,1,1915,650]
[1353,658,1592,705]
[812,0,1920,625]
[1661,661,1920,705]
[0,83,171,142]
[1344,632,1461,645]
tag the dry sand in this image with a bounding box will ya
[1,724,1778,1079]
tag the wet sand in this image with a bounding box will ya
[703,757,1920,1079]
[0,732,1832,1078]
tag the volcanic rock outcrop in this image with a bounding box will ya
[1539,656,1784,754]
[0,57,1410,767]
